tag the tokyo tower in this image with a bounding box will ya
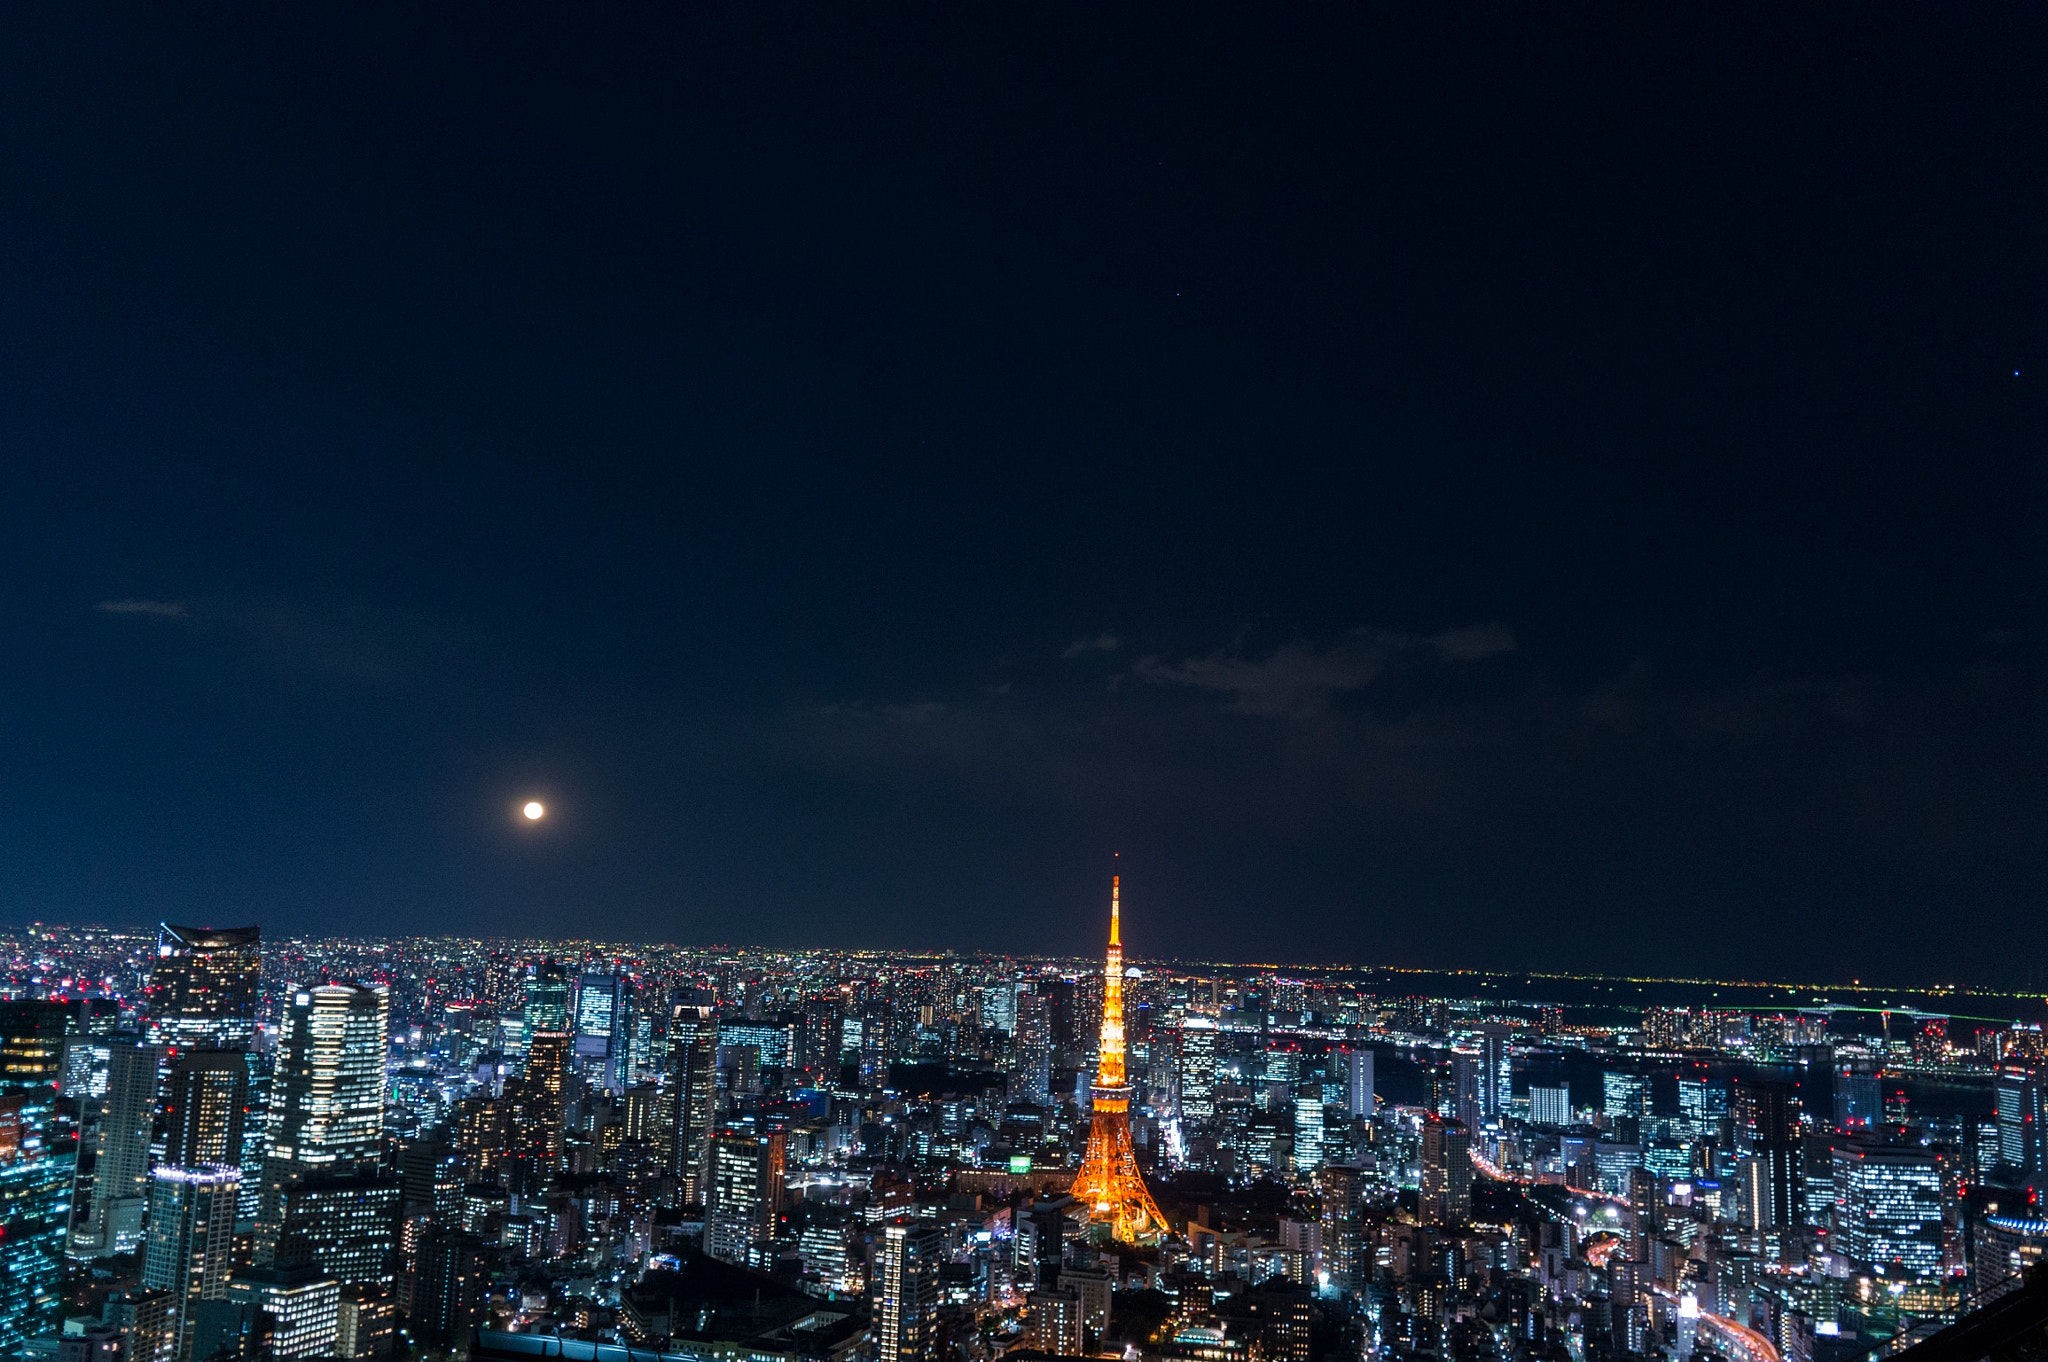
[1068,870,1170,1244]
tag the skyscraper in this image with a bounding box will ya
[1178,1016,1217,1125]
[76,1037,162,1257]
[1997,1067,2041,1177]
[141,1165,239,1362]
[0,1089,75,1352]
[1344,1046,1374,1120]
[704,1126,784,1264]
[1733,1078,1801,1235]
[0,1002,69,1092]
[259,984,391,1270]
[162,1050,249,1169]
[1478,1024,1511,1126]
[1420,1116,1471,1225]
[1831,1142,1943,1278]
[667,1005,718,1204]
[1319,1163,1364,1291]
[1010,989,1053,1108]
[1069,873,1169,1244]
[522,961,570,1037]
[144,926,261,1051]
[875,1218,942,1362]
[574,972,629,1094]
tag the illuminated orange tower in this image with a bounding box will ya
[1069,871,1169,1244]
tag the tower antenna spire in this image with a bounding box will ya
[1111,853,1120,947]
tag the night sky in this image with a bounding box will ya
[2,8,2044,983]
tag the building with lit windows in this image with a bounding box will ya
[141,1165,239,1362]
[162,1049,249,1168]
[1011,991,1053,1108]
[574,973,630,1093]
[522,961,570,1037]
[1344,1046,1373,1119]
[1602,1070,1646,1123]
[1831,1142,1943,1278]
[0,1002,68,1093]
[705,1126,785,1264]
[1997,1068,2041,1177]
[74,1037,161,1257]
[1178,1017,1217,1125]
[875,1219,941,1362]
[258,984,390,1269]
[144,926,261,1051]
[226,1269,339,1359]
[668,1006,718,1203]
[1529,1084,1570,1129]
[1292,1097,1324,1176]
[0,1088,73,1350]
[1419,1117,1470,1224]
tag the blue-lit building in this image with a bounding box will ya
[0,1089,76,1351]
[1831,1141,1944,1278]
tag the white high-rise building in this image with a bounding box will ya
[1345,1047,1375,1118]
[141,1164,240,1362]
[876,1219,942,1362]
[1529,1084,1571,1128]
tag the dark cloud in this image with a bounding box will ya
[95,599,188,618]
[1131,624,1515,717]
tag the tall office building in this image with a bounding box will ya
[263,1174,399,1285]
[573,973,630,1094]
[1831,1142,1943,1278]
[1292,1097,1325,1175]
[259,984,391,1269]
[1319,1163,1364,1291]
[141,1165,239,1362]
[162,1050,249,1169]
[1478,1025,1511,1126]
[979,982,1016,1038]
[1450,1052,1484,1131]
[1178,1017,1217,1125]
[1344,1046,1374,1119]
[667,1007,718,1204]
[225,1269,340,1359]
[799,995,845,1076]
[1733,1079,1802,1233]
[1836,1066,1883,1132]
[103,1289,177,1362]
[238,1053,269,1220]
[495,1035,567,1197]
[1529,1084,1571,1129]
[1997,1068,2041,1177]
[875,1218,942,1362]
[704,1126,785,1264]
[0,1090,75,1352]
[1420,1117,1472,1225]
[1602,1070,1647,1125]
[144,926,261,1051]
[522,962,570,1039]
[76,1037,162,1257]
[0,1002,69,1092]
[1011,991,1053,1108]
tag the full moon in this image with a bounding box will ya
[522,801,545,821]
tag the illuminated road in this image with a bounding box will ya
[1648,1285,1782,1362]
[1467,1146,1631,1206]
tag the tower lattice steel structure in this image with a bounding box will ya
[1069,872,1169,1244]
